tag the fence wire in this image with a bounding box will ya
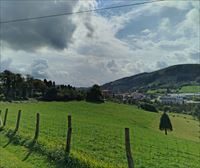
[0,107,199,168]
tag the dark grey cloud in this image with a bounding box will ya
[31,59,49,79]
[0,0,78,51]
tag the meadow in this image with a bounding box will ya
[0,101,200,168]
[179,85,200,93]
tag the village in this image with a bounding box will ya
[102,89,200,105]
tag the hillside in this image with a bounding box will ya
[0,101,199,168]
[102,64,200,93]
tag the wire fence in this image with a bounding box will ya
[0,107,199,168]
[0,107,66,151]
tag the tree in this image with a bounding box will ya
[86,84,104,103]
[0,70,86,101]
[43,88,58,101]
[140,103,158,112]
[163,106,170,113]
[159,112,173,135]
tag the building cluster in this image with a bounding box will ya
[102,90,149,103]
[158,93,200,105]
[102,89,200,105]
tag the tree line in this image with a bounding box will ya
[0,70,103,102]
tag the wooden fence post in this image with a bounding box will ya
[14,110,21,133]
[125,128,134,168]
[65,115,72,154]
[3,108,8,127]
[34,113,40,141]
[0,110,1,122]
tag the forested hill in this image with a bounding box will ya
[0,70,85,101]
[102,64,200,93]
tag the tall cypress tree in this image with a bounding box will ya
[159,112,173,135]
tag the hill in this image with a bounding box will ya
[102,64,200,93]
[0,101,199,168]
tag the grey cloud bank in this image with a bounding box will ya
[1,0,78,51]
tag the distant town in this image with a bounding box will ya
[102,88,200,117]
[102,90,200,104]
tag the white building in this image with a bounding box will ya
[159,96,184,104]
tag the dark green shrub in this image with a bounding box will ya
[140,103,158,112]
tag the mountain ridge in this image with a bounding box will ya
[101,64,200,93]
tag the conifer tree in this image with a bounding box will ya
[159,112,173,135]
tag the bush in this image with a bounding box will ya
[140,103,158,112]
[43,88,58,101]
[86,84,104,103]
[0,94,5,101]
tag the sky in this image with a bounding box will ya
[0,0,199,87]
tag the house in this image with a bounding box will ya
[131,92,146,100]
[101,90,112,100]
[113,92,147,103]
[159,95,184,104]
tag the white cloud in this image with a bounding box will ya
[141,29,151,34]
[156,61,168,69]
[107,60,119,73]
[1,0,199,86]
[155,0,191,10]
[1,58,12,71]
[159,17,171,32]
[31,59,49,79]
[176,8,199,36]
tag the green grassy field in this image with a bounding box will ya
[0,101,200,168]
[179,85,200,93]
[147,89,167,94]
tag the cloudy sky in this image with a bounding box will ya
[0,0,199,87]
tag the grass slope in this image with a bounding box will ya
[0,101,200,168]
[179,85,200,93]
[0,133,54,168]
